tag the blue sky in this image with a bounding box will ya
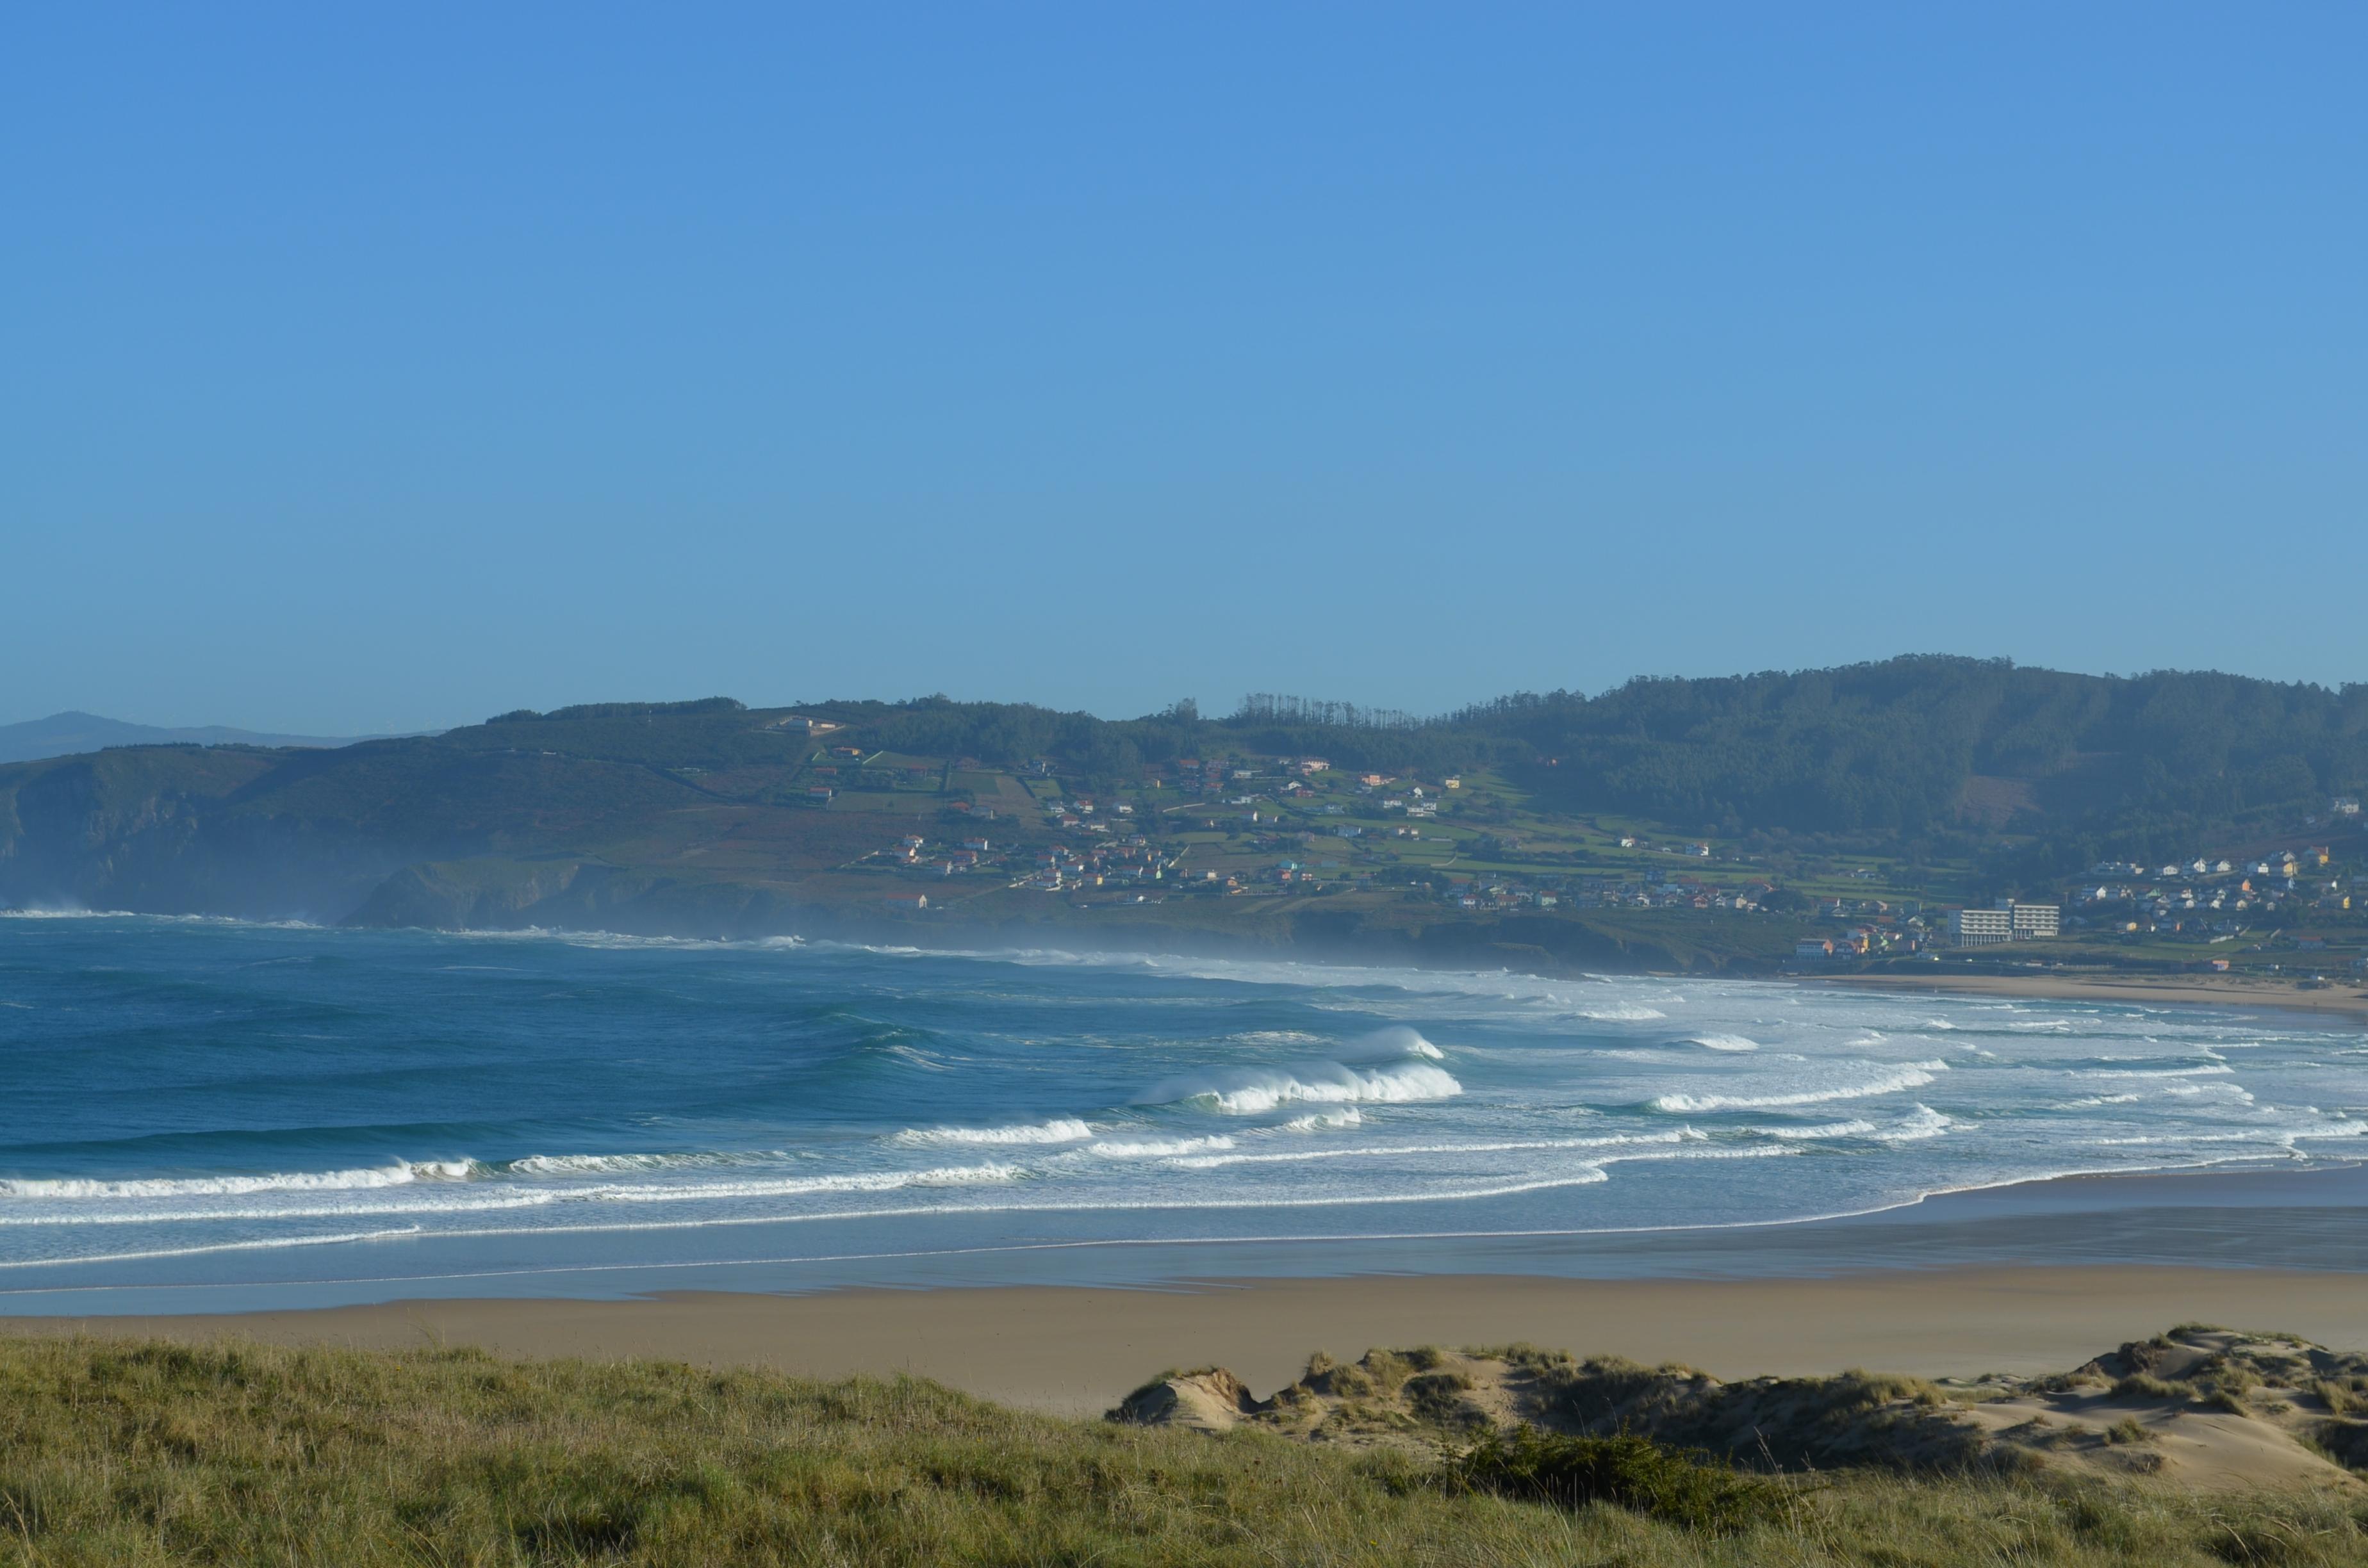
[5,4,2363,734]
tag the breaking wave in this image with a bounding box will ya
[1647,1061,1946,1115]
[1338,1025,1446,1062]
[0,1160,476,1200]
[1142,1061,1462,1115]
[1282,1107,1363,1132]
[1684,1033,1761,1052]
[502,1150,785,1177]
[1085,1136,1236,1159]
[1755,1119,1879,1139]
[890,1118,1095,1147]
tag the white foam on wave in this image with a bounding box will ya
[1282,1107,1363,1132]
[0,1226,427,1270]
[0,1160,475,1200]
[1167,1129,1700,1170]
[504,1150,786,1177]
[890,1118,1094,1148]
[1755,1119,1879,1139]
[1684,1033,1761,1052]
[3,1171,1638,1268]
[1086,1136,1235,1159]
[1142,1061,1462,1115]
[582,1163,1024,1202]
[1647,1061,1946,1114]
[0,910,315,929]
[1577,1003,1666,1022]
[1875,1105,1953,1143]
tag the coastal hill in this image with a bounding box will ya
[1,658,2360,976]
[0,710,397,765]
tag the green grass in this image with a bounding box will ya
[3,1337,2367,1565]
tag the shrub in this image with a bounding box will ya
[1447,1426,1783,1533]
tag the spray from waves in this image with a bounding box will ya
[1577,1003,1666,1022]
[1142,1061,1461,1115]
[1648,1061,1946,1114]
[889,1118,1094,1148]
[1682,1033,1761,1052]
[0,1161,476,1200]
[1922,1019,1957,1030]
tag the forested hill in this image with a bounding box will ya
[1469,659,2368,847]
[834,657,2367,853]
[0,658,2360,931]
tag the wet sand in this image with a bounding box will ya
[10,1265,2364,1417]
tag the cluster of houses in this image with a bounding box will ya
[1613,835,1714,858]
[1795,926,1922,961]
[1021,835,1174,894]
[872,833,1001,878]
[2070,847,2355,931]
[1431,872,1775,914]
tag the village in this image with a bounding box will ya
[797,733,2368,977]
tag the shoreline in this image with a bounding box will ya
[8,1163,2367,1415]
[10,1264,2367,1418]
[1811,968,2368,1024]
[15,906,2367,1025]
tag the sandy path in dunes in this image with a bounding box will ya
[10,1266,2364,1419]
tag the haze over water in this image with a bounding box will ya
[3,915,2364,1309]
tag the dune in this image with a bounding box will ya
[1114,1325,2368,1492]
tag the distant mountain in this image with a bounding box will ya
[0,711,390,765]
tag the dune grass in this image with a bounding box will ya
[0,1335,2364,1566]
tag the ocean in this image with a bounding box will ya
[3,913,2364,1311]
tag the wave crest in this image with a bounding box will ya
[0,1159,476,1200]
[1142,1061,1462,1115]
[891,1118,1094,1148]
[1648,1061,1945,1115]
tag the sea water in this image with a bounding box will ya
[2,913,2364,1309]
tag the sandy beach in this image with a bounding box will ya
[1821,970,2368,1024]
[11,1264,2365,1417]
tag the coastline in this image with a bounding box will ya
[10,1264,2367,1418]
[1811,968,2368,1025]
[15,906,2367,1026]
[9,1163,2367,1414]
